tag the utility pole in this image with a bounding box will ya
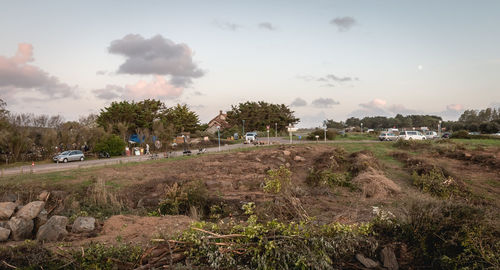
[275,123,277,137]
[217,126,221,151]
[267,125,270,145]
[242,120,245,136]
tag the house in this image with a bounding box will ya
[206,110,231,134]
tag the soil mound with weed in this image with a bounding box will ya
[352,168,401,199]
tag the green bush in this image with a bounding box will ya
[158,180,210,216]
[263,166,291,194]
[451,130,470,139]
[411,168,467,199]
[306,128,337,140]
[94,134,126,156]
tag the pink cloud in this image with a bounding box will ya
[126,75,183,99]
[360,98,387,109]
[0,43,75,100]
[446,104,464,111]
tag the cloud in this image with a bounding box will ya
[446,104,464,111]
[291,97,307,107]
[330,16,356,32]
[359,98,387,109]
[92,85,126,100]
[96,70,107,75]
[258,22,276,31]
[108,34,204,86]
[93,76,183,100]
[193,91,203,96]
[319,74,358,83]
[298,73,359,87]
[0,43,76,100]
[213,20,242,31]
[312,98,340,108]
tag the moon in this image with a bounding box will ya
[417,65,423,70]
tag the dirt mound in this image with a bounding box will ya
[352,168,401,199]
[79,215,193,246]
[348,151,380,175]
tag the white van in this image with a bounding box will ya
[425,131,438,139]
[399,131,426,140]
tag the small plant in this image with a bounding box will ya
[412,168,465,198]
[263,166,291,194]
[158,180,209,216]
[242,202,255,215]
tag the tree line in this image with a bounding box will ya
[0,99,299,163]
[324,107,500,134]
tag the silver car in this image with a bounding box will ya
[53,150,85,163]
[379,132,398,141]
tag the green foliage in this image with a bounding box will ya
[71,243,143,269]
[307,168,356,190]
[178,218,378,269]
[158,180,209,216]
[94,134,126,156]
[306,128,337,140]
[451,130,471,139]
[393,139,432,150]
[411,168,465,198]
[164,103,201,134]
[0,241,66,269]
[226,101,299,132]
[263,166,291,193]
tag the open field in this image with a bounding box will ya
[0,139,499,269]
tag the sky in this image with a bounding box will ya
[1,0,499,127]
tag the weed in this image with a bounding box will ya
[263,165,291,194]
[412,168,469,199]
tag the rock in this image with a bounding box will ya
[294,155,306,162]
[0,227,10,241]
[0,193,17,202]
[38,191,50,201]
[380,246,399,270]
[283,150,291,156]
[277,157,286,163]
[8,217,34,240]
[355,254,379,268]
[255,157,262,162]
[36,215,68,242]
[285,162,291,168]
[0,202,17,220]
[0,221,10,230]
[34,209,48,231]
[72,216,96,233]
[16,201,45,220]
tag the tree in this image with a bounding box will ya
[323,120,345,129]
[94,134,126,156]
[226,101,299,132]
[163,104,200,134]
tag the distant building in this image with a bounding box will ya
[206,110,231,134]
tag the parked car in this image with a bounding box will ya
[98,151,110,158]
[53,150,85,163]
[398,131,426,140]
[379,132,398,141]
[425,131,438,139]
[468,132,480,135]
[442,132,451,138]
[493,132,500,137]
[245,132,258,142]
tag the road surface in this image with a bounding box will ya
[0,138,379,177]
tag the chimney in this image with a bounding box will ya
[219,110,223,115]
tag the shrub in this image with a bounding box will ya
[263,166,291,193]
[411,168,467,199]
[451,130,470,139]
[94,134,126,156]
[306,128,337,140]
[158,180,210,216]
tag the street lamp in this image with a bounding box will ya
[323,123,327,142]
[217,126,221,152]
[275,123,277,138]
[361,123,363,133]
[438,120,442,138]
[242,120,245,136]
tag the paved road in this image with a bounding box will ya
[0,138,380,177]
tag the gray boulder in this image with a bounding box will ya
[0,221,10,230]
[36,215,68,242]
[16,201,45,220]
[380,246,399,270]
[355,253,379,268]
[34,209,48,231]
[8,217,34,240]
[72,216,96,233]
[0,193,17,202]
[0,202,17,220]
[0,227,11,241]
